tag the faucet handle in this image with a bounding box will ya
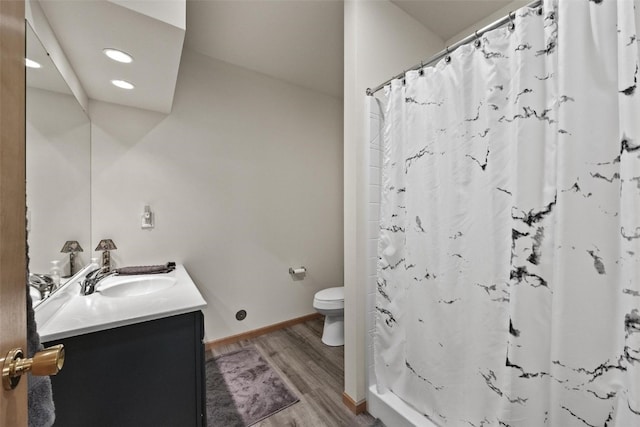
[85,268,101,280]
[95,239,116,251]
[61,240,83,253]
[95,239,117,271]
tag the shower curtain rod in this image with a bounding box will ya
[366,0,543,96]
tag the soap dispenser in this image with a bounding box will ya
[49,260,61,288]
[95,239,117,272]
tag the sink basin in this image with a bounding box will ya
[98,276,176,298]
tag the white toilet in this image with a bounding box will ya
[313,286,344,346]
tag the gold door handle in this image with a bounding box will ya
[1,344,65,390]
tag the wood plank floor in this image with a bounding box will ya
[207,317,378,427]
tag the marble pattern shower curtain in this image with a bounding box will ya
[374,1,640,426]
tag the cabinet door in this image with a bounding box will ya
[46,312,205,427]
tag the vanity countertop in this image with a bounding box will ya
[35,264,206,342]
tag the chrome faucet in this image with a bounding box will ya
[29,273,55,300]
[80,267,117,295]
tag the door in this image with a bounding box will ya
[0,0,27,426]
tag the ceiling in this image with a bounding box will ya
[38,0,185,114]
[185,0,344,99]
[26,24,71,95]
[392,1,514,42]
[37,0,518,113]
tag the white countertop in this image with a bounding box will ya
[35,264,206,342]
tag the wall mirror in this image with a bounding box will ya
[26,22,91,301]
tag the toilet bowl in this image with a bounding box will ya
[313,286,344,346]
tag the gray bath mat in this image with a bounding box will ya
[206,345,300,426]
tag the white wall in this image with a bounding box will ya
[90,49,344,341]
[344,0,444,405]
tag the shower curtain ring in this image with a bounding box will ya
[444,47,451,64]
[474,31,481,48]
[508,12,515,31]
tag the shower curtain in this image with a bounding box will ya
[374,1,640,426]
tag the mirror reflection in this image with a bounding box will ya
[26,23,91,305]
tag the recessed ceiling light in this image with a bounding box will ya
[25,58,41,69]
[111,79,135,90]
[103,48,133,64]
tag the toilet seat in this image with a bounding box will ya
[313,286,344,311]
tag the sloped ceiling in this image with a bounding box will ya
[391,0,514,42]
[26,24,71,95]
[184,0,344,99]
[38,0,520,111]
[39,0,185,114]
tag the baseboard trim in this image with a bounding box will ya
[205,313,322,350]
[343,392,367,415]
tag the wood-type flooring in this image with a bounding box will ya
[207,317,378,427]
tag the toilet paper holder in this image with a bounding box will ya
[289,266,307,276]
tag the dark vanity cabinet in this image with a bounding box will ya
[44,311,206,427]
